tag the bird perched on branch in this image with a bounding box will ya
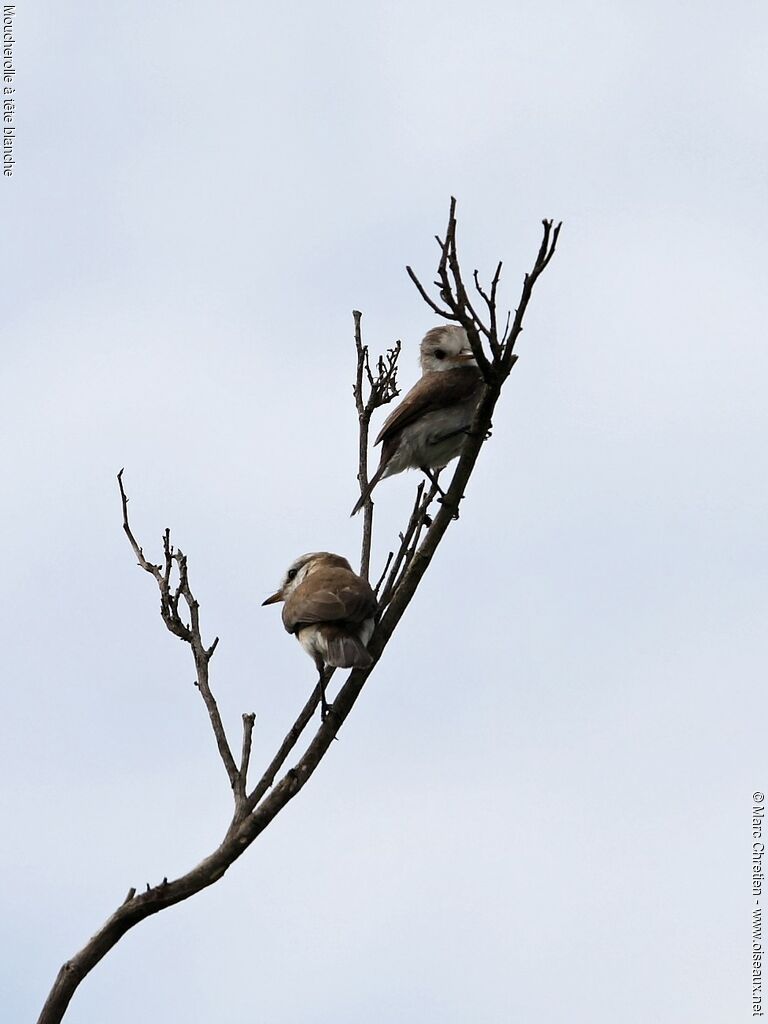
[262,552,377,720]
[351,325,484,515]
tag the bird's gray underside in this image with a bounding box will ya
[374,366,483,447]
[380,400,478,477]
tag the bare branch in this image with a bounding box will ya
[473,262,503,359]
[378,481,438,609]
[117,469,161,581]
[407,199,495,382]
[235,713,256,802]
[352,311,401,579]
[445,224,490,338]
[242,675,332,815]
[37,206,560,1024]
[500,219,562,365]
[405,265,457,321]
[353,311,374,579]
[373,550,394,598]
[407,201,561,387]
[115,473,239,794]
[472,267,491,309]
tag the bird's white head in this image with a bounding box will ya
[419,326,477,374]
[262,551,352,605]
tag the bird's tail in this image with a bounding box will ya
[320,625,374,670]
[350,461,387,517]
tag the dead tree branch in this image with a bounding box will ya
[352,310,401,579]
[37,201,560,1024]
[377,481,438,610]
[118,471,240,794]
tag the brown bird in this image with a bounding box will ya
[262,552,377,719]
[351,325,484,515]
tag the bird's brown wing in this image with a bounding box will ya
[374,367,483,446]
[282,568,377,634]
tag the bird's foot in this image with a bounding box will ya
[419,466,448,500]
[462,423,493,440]
[437,494,463,520]
[321,698,333,722]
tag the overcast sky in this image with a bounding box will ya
[2,2,767,1022]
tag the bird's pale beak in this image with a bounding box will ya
[262,591,283,606]
[454,351,476,362]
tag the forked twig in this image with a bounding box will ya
[117,470,239,793]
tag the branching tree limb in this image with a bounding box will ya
[36,199,560,1024]
[118,472,240,797]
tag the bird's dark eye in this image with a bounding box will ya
[287,568,298,580]
[434,348,446,359]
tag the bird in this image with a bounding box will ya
[351,325,484,515]
[262,552,377,720]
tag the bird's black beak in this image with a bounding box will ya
[262,591,283,606]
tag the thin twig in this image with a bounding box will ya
[378,481,438,609]
[473,261,503,358]
[373,551,394,598]
[242,675,332,815]
[352,311,401,578]
[377,483,425,608]
[353,311,374,579]
[501,219,562,364]
[440,199,495,380]
[235,713,256,802]
[404,266,458,321]
[117,470,161,580]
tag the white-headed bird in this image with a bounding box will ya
[262,552,377,719]
[351,325,483,515]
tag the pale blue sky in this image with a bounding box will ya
[2,2,767,1022]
